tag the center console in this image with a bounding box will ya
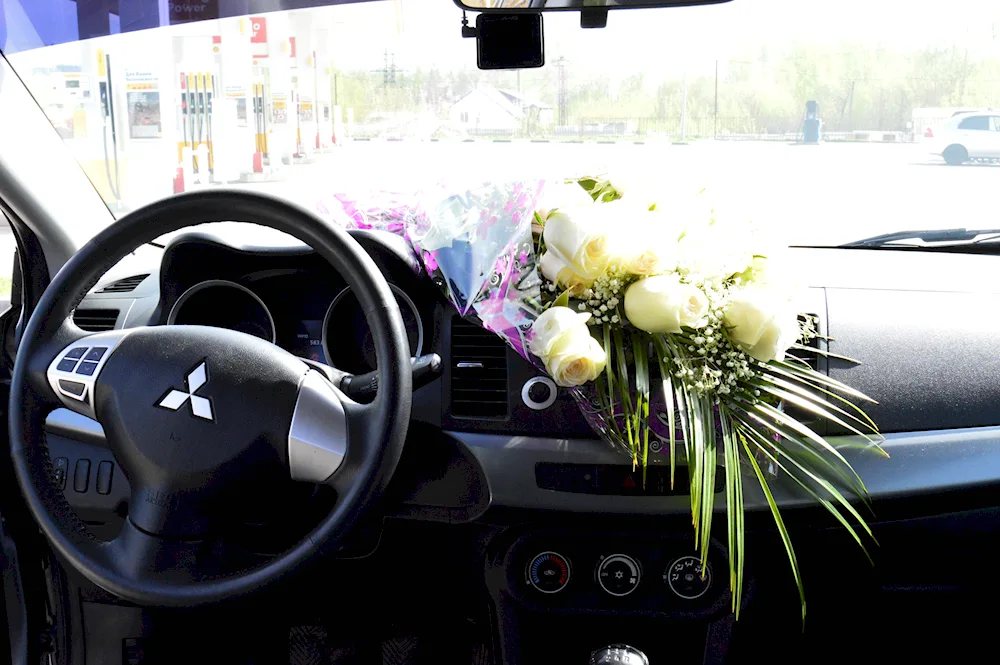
[486,529,742,665]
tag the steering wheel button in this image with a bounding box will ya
[65,347,88,359]
[96,461,114,495]
[73,459,91,493]
[57,379,86,397]
[56,358,79,372]
[53,457,69,490]
[84,347,108,362]
[76,361,99,376]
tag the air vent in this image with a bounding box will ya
[450,317,509,418]
[98,274,149,293]
[73,309,119,332]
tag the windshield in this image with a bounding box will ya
[2,0,998,247]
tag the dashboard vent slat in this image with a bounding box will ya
[97,274,149,293]
[73,309,119,332]
[450,318,508,419]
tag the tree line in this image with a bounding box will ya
[334,42,1000,135]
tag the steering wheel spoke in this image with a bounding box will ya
[44,328,135,420]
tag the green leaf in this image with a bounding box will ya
[612,327,636,461]
[737,420,875,546]
[759,373,880,434]
[789,344,861,364]
[728,403,870,504]
[739,430,807,625]
[753,383,881,445]
[750,401,869,492]
[739,425,876,577]
[697,394,717,567]
[553,289,571,309]
[769,360,878,405]
[719,408,744,616]
[653,336,678,490]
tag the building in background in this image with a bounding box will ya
[449,86,554,136]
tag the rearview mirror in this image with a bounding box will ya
[455,0,732,13]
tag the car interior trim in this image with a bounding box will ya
[166,278,277,344]
[321,282,424,371]
[287,369,350,483]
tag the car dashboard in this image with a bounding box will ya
[40,224,1000,658]
[48,226,1000,517]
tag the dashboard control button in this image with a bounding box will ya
[597,554,641,597]
[664,556,712,600]
[53,457,69,490]
[521,376,557,410]
[84,347,108,362]
[57,358,79,372]
[76,361,99,376]
[73,459,91,493]
[526,551,571,594]
[64,347,88,360]
[96,461,114,495]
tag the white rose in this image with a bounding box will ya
[677,226,753,283]
[724,286,801,362]
[623,274,709,334]
[543,206,614,281]
[528,306,607,387]
[609,170,660,210]
[614,211,679,276]
[536,182,594,220]
[539,251,593,295]
[739,252,803,297]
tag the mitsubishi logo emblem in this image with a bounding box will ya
[157,361,214,421]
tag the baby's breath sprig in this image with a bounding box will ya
[668,280,760,398]
[575,265,636,325]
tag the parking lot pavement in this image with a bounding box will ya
[4,139,1000,311]
[237,140,1000,248]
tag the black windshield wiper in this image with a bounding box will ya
[838,228,1000,248]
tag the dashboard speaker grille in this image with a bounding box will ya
[97,274,149,293]
[450,317,509,418]
[73,309,119,332]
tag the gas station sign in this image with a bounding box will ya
[250,17,267,43]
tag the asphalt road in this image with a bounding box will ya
[1,139,997,315]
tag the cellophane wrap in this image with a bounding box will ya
[317,180,546,364]
[315,179,685,453]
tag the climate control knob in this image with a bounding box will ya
[596,554,641,597]
[664,555,712,600]
[526,551,571,594]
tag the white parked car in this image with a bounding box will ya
[925,111,1000,164]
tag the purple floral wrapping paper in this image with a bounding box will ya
[315,181,681,454]
[316,180,546,362]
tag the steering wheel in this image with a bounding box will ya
[9,191,412,606]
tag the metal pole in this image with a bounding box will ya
[680,69,687,141]
[714,60,718,139]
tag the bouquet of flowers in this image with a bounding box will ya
[319,176,882,619]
